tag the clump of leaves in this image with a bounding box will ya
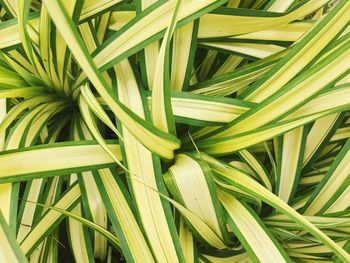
[0,0,350,262]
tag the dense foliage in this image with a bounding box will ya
[0,0,350,262]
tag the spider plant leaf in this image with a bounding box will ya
[238,149,272,191]
[302,113,343,169]
[19,183,81,256]
[0,86,46,98]
[200,42,285,59]
[79,94,126,170]
[164,153,229,245]
[164,91,253,126]
[150,0,182,134]
[196,83,350,154]
[275,126,306,203]
[139,0,159,90]
[170,21,197,91]
[114,59,185,262]
[178,216,196,263]
[0,140,121,183]
[94,168,155,263]
[303,138,350,215]
[198,0,328,38]
[0,210,28,263]
[219,190,291,262]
